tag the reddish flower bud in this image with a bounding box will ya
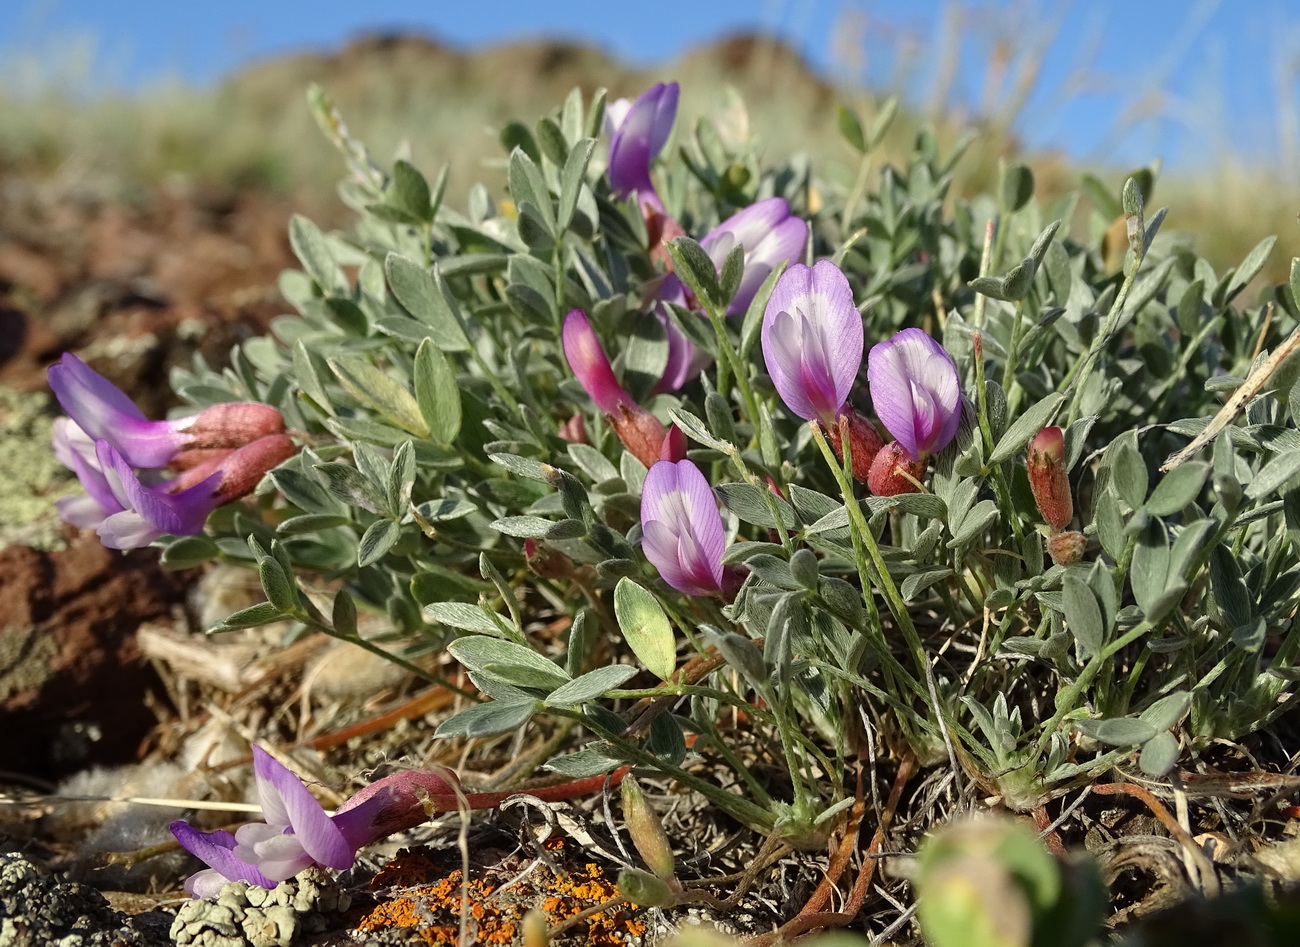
[168,435,296,502]
[1027,426,1072,530]
[868,441,926,497]
[1046,529,1086,566]
[182,402,286,451]
[525,538,574,580]
[611,404,669,470]
[827,409,885,483]
[659,424,686,462]
[621,775,679,885]
[559,413,589,444]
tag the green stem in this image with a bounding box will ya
[703,300,761,428]
[810,423,930,687]
[1061,247,1147,425]
[569,710,776,830]
[1033,619,1154,757]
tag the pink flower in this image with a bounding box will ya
[172,746,458,898]
[607,82,679,213]
[562,309,668,468]
[761,260,863,424]
[48,353,284,470]
[640,459,727,596]
[867,328,962,461]
[57,433,295,549]
[700,197,808,316]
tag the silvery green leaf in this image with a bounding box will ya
[413,339,462,445]
[1139,691,1191,731]
[385,441,417,514]
[328,355,428,438]
[744,554,801,590]
[668,409,734,453]
[946,499,999,549]
[1130,520,1170,617]
[1226,235,1276,303]
[1138,730,1180,776]
[491,516,555,539]
[490,452,553,482]
[667,237,721,309]
[900,568,952,601]
[257,556,298,612]
[358,519,400,567]
[1062,573,1104,660]
[1112,439,1149,511]
[159,535,220,570]
[865,493,947,519]
[449,636,570,690]
[1247,449,1300,500]
[556,137,596,233]
[999,161,1034,212]
[331,590,358,637]
[1208,544,1252,631]
[545,745,626,778]
[544,665,639,707]
[716,483,795,529]
[989,393,1065,464]
[508,147,555,235]
[436,700,538,739]
[705,392,738,447]
[716,632,769,694]
[289,214,346,294]
[722,541,785,564]
[390,159,432,222]
[837,104,866,152]
[314,462,386,515]
[384,254,469,351]
[568,443,619,483]
[789,484,840,524]
[1093,486,1127,561]
[969,275,1008,301]
[739,263,785,361]
[425,602,511,636]
[614,578,677,682]
[209,602,287,633]
[1075,717,1158,746]
[414,498,478,523]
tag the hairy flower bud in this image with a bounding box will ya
[1027,426,1072,530]
[827,408,885,483]
[168,435,297,502]
[181,402,286,452]
[868,441,927,497]
[611,405,670,470]
[1046,529,1086,566]
[621,775,679,885]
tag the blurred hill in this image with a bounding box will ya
[0,29,1291,288]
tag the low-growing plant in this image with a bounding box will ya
[47,75,1300,928]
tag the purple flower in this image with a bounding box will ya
[608,82,679,213]
[171,747,351,898]
[47,353,285,470]
[640,459,726,596]
[562,309,668,468]
[867,328,962,460]
[651,275,711,393]
[172,746,461,898]
[701,197,809,316]
[56,434,295,549]
[761,260,863,424]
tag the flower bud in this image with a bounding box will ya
[826,409,885,483]
[182,402,286,450]
[616,868,677,908]
[611,404,669,470]
[621,775,679,885]
[559,414,588,444]
[868,441,926,496]
[659,424,686,462]
[1026,426,1072,530]
[1046,530,1086,566]
[168,435,296,502]
[525,538,574,580]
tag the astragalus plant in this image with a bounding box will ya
[48,76,1300,921]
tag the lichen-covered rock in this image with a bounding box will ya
[170,868,350,947]
[0,850,168,946]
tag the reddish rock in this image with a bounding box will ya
[0,532,192,779]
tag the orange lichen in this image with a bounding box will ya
[354,842,646,946]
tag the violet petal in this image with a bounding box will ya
[252,746,353,870]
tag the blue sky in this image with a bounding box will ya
[2,0,1296,173]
